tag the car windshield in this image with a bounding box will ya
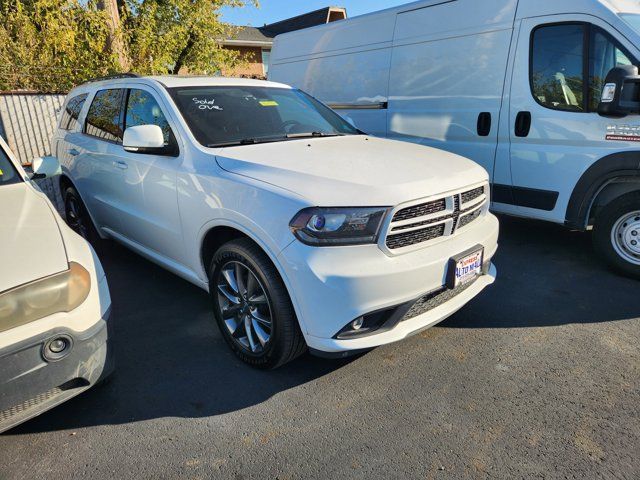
[0,145,21,186]
[168,86,360,147]
[621,14,640,37]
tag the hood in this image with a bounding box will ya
[215,136,487,206]
[0,183,68,293]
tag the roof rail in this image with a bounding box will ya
[86,73,140,83]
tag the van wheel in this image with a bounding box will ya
[208,238,306,369]
[63,186,104,249]
[593,192,640,279]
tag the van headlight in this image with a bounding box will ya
[290,207,390,246]
[0,262,91,333]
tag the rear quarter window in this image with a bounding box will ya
[59,93,88,131]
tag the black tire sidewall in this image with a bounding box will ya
[63,186,99,245]
[208,241,293,368]
[593,192,640,279]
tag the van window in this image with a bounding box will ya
[125,89,172,144]
[60,94,88,131]
[84,89,125,143]
[531,23,637,113]
[531,24,585,112]
[589,28,633,110]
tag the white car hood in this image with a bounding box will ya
[215,136,487,206]
[0,183,68,293]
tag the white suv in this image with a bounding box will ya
[53,75,499,368]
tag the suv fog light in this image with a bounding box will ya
[351,317,364,330]
[43,335,73,362]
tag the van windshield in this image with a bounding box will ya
[168,86,360,148]
[621,14,640,38]
[0,145,21,186]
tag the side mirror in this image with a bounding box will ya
[598,65,640,117]
[31,156,61,180]
[123,125,165,153]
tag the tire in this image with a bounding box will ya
[63,186,105,249]
[208,238,306,369]
[593,191,640,279]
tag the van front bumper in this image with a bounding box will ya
[0,309,113,434]
[278,213,499,354]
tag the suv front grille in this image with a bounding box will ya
[393,198,446,222]
[384,185,488,251]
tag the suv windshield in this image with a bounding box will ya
[0,145,21,186]
[168,86,360,147]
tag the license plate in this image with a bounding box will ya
[447,246,484,289]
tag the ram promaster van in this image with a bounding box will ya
[270,0,640,278]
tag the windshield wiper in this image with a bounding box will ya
[206,136,286,148]
[285,132,344,139]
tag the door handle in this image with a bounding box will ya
[68,148,80,156]
[477,112,492,137]
[113,160,128,170]
[515,111,532,137]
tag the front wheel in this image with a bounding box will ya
[593,192,640,279]
[208,238,306,369]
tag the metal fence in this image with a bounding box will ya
[0,92,66,211]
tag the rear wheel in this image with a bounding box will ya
[593,192,640,279]
[63,186,104,248]
[209,238,306,369]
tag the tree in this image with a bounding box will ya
[0,0,258,92]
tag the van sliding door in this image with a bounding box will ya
[387,0,518,182]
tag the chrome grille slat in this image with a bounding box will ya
[385,185,488,251]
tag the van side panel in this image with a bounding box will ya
[270,48,393,136]
[388,0,518,179]
[270,11,397,137]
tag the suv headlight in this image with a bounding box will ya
[290,207,390,246]
[0,262,91,333]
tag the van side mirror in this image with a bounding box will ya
[123,125,165,153]
[598,65,640,117]
[31,156,61,180]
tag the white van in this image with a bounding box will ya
[269,0,640,278]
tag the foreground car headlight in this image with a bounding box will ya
[0,262,91,333]
[290,207,390,246]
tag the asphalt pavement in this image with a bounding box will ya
[1,216,638,480]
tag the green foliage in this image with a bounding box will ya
[0,0,258,92]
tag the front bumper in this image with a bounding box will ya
[278,213,499,354]
[0,309,113,434]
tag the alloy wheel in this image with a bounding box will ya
[216,260,273,353]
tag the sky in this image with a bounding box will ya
[221,1,411,26]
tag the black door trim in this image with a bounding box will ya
[493,184,559,211]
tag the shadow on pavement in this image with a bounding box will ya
[6,215,639,434]
[7,242,354,435]
[445,215,640,329]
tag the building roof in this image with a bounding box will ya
[225,6,347,47]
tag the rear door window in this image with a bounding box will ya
[60,93,88,131]
[84,89,125,143]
